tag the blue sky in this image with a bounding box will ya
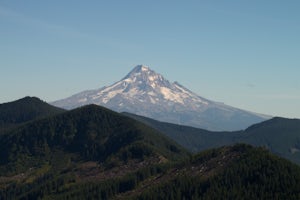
[0,1,299,118]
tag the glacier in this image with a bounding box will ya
[51,65,269,131]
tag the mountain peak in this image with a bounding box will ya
[122,65,170,87]
[52,65,268,131]
[123,65,153,79]
[136,64,150,71]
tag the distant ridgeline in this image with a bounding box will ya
[125,113,300,165]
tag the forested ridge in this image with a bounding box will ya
[1,97,300,199]
[1,144,300,199]
[125,113,300,164]
[0,96,64,134]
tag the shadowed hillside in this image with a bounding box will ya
[0,104,188,175]
[125,113,300,165]
[0,96,65,133]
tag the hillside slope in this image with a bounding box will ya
[0,96,65,133]
[0,104,188,175]
[135,144,300,200]
[1,144,300,199]
[125,113,300,165]
[123,112,242,152]
[243,117,300,164]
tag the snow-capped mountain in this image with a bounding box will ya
[51,65,269,131]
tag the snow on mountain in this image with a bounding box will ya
[51,65,269,131]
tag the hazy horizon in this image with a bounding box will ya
[1,1,299,118]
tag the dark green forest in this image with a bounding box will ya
[139,145,300,200]
[1,144,300,199]
[0,104,187,175]
[1,97,300,199]
[0,97,64,134]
